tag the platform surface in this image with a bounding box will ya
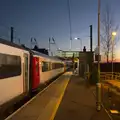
[6,72,72,120]
[6,73,111,120]
[54,75,110,120]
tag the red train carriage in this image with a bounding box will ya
[31,50,65,89]
[32,56,40,90]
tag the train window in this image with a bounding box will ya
[42,61,49,72]
[52,63,64,69]
[49,62,52,70]
[0,53,21,79]
[52,63,55,69]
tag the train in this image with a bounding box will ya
[0,38,65,115]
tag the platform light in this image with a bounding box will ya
[112,32,117,36]
[111,31,117,80]
[74,37,82,50]
[74,37,80,40]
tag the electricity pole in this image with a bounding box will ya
[96,0,101,111]
[18,38,20,44]
[89,25,93,74]
[11,27,14,43]
[49,37,51,52]
[90,25,93,52]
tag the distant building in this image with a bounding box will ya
[56,46,87,58]
[33,45,49,55]
[56,50,80,58]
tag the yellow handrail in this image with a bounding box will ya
[85,72,120,81]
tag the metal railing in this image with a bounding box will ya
[85,72,120,81]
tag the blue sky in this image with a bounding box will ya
[0,0,120,58]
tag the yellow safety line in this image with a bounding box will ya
[49,75,70,120]
[5,72,67,120]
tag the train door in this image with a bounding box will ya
[32,57,40,89]
[35,57,40,85]
[23,53,29,92]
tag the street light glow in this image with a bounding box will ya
[74,37,82,50]
[75,37,81,40]
[112,32,117,36]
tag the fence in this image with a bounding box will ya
[85,72,120,81]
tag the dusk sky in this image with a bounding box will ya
[0,0,120,59]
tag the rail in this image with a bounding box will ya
[85,72,120,81]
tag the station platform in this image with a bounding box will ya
[6,72,110,120]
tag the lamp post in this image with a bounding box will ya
[111,32,116,79]
[74,37,82,51]
[96,0,101,111]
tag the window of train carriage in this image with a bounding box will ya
[54,63,57,69]
[0,53,21,79]
[58,63,60,69]
[61,63,63,68]
[56,63,60,69]
[59,63,61,68]
[56,63,59,69]
[59,63,63,68]
[60,63,62,68]
[51,63,63,69]
[52,63,55,69]
[42,61,49,72]
[49,62,52,70]
[48,62,51,70]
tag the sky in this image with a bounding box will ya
[0,0,120,59]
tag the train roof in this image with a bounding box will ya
[0,38,63,62]
[32,50,63,62]
[0,38,30,51]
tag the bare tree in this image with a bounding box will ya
[101,5,119,63]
